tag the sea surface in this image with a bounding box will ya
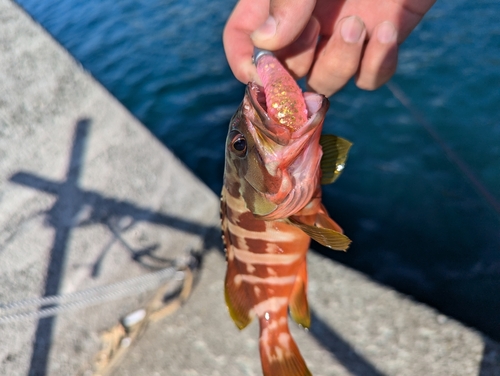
[15,0,500,340]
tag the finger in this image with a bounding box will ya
[223,0,269,83]
[307,16,366,97]
[356,21,398,90]
[251,0,317,52]
[275,16,320,79]
[391,0,437,40]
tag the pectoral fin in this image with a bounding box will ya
[288,217,351,251]
[315,204,344,233]
[319,134,352,185]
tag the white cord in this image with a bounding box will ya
[0,257,191,324]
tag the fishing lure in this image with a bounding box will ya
[221,49,352,376]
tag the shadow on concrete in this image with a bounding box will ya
[23,119,89,376]
[309,310,385,376]
[8,119,219,376]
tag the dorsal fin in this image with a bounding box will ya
[319,134,352,185]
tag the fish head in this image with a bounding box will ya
[224,82,329,220]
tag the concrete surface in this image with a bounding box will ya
[114,250,500,376]
[0,1,218,375]
[0,0,499,375]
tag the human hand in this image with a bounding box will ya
[223,0,436,97]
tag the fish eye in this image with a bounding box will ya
[233,137,246,151]
[230,131,247,156]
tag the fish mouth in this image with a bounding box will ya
[246,82,327,146]
[241,83,329,219]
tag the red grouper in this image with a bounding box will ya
[221,49,352,376]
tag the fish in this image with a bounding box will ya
[221,49,352,376]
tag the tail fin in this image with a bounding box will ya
[259,315,312,376]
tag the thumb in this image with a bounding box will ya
[251,0,317,51]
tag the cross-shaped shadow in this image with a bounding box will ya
[8,119,219,376]
[8,118,386,376]
[21,119,89,376]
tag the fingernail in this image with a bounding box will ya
[341,16,364,44]
[251,16,277,42]
[376,21,397,44]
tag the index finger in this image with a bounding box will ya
[223,0,269,83]
[251,0,317,51]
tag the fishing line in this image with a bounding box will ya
[386,80,500,218]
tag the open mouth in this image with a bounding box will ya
[247,82,327,144]
[254,84,268,113]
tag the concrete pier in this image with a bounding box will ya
[0,0,499,375]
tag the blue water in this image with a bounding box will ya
[15,0,500,340]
